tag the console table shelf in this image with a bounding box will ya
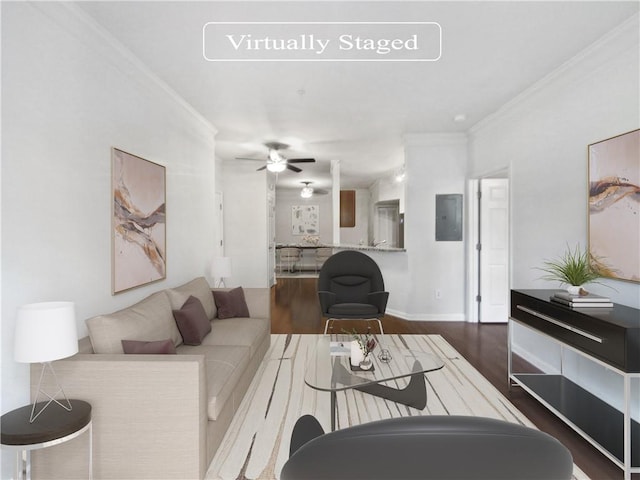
[509,289,640,480]
[512,373,640,467]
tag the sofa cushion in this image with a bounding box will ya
[173,296,212,345]
[176,344,251,421]
[122,339,177,354]
[167,277,217,320]
[201,317,269,358]
[213,287,250,319]
[86,291,182,354]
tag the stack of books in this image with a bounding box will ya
[550,291,613,308]
[329,341,350,356]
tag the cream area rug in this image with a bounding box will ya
[206,334,589,480]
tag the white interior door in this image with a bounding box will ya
[268,189,276,286]
[479,179,509,323]
[214,192,224,257]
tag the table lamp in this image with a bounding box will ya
[14,301,78,423]
[211,256,232,287]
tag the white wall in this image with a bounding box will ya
[360,134,467,320]
[275,188,333,245]
[1,5,218,473]
[403,134,468,320]
[221,161,269,287]
[469,14,639,416]
[470,13,639,305]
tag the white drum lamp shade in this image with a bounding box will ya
[14,302,78,364]
[14,302,78,422]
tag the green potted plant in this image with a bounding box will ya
[538,244,606,295]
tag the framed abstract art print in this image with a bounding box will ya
[588,129,640,283]
[112,148,166,293]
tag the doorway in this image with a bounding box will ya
[214,192,224,258]
[468,176,510,323]
[374,200,400,247]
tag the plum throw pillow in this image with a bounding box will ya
[213,287,251,319]
[172,295,212,345]
[121,339,177,354]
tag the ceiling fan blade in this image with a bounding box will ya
[236,157,264,162]
[287,164,303,173]
[256,165,267,171]
[287,158,316,163]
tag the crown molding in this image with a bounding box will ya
[30,2,217,138]
[470,13,639,137]
[403,132,468,147]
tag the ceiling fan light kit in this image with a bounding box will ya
[267,162,287,173]
[236,142,316,174]
[268,148,283,163]
[300,181,314,198]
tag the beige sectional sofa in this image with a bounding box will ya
[31,277,270,480]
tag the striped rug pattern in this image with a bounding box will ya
[206,334,588,480]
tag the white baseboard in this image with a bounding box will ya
[386,308,467,322]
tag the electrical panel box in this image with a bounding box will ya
[435,194,463,241]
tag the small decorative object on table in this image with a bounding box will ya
[348,330,376,371]
[329,341,350,356]
[377,348,392,363]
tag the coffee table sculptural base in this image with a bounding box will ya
[305,336,444,431]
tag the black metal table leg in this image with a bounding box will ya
[330,391,336,431]
[354,362,427,410]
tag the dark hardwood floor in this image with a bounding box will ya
[272,277,635,480]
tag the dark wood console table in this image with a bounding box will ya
[509,289,639,480]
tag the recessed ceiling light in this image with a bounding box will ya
[453,113,467,123]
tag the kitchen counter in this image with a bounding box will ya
[276,243,405,252]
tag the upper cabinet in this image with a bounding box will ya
[340,190,356,227]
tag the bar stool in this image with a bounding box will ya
[279,247,302,274]
[314,247,333,273]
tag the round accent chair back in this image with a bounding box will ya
[317,250,385,304]
[282,415,575,480]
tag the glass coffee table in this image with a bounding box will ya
[305,336,444,431]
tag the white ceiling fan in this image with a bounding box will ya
[236,142,315,173]
[300,181,329,198]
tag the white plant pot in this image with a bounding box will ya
[567,285,582,295]
[350,341,364,366]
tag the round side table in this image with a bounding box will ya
[1,399,92,480]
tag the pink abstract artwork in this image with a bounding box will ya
[112,148,166,293]
[589,129,640,283]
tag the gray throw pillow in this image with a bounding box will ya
[213,287,251,319]
[172,295,212,345]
